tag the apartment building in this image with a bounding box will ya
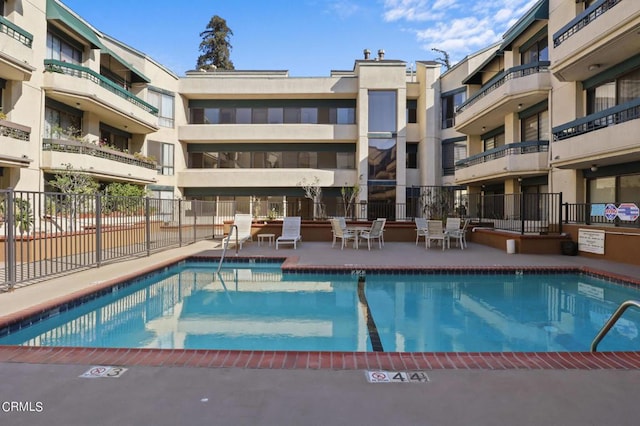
[1,0,638,227]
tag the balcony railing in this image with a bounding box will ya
[42,139,157,170]
[0,16,33,48]
[43,59,158,116]
[456,62,550,114]
[455,140,549,169]
[552,98,640,141]
[0,119,30,141]
[553,0,621,48]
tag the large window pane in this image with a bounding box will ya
[253,108,268,124]
[236,108,251,124]
[318,152,337,168]
[368,91,396,132]
[368,138,396,179]
[301,108,317,124]
[268,108,283,123]
[619,175,640,202]
[589,177,615,203]
[284,108,300,123]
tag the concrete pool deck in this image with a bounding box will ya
[1,240,640,425]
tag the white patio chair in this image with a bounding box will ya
[359,219,385,250]
[448,218,470,249]
[331,217,347,247]
[376,218,387,246]
[276,216,302,250]
[426,220,450,250]
[445,217,462,249]
[330,218,356,250]
[221,213,253,249]
[415,217,428,245]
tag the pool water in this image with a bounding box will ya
[1,262,639,352]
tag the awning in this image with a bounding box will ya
[500,0,548,51]
[46,0,150,83]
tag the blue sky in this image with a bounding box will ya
[61,0,537,76]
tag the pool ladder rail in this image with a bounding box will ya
[590,300,640,352]
[217,224,239,273]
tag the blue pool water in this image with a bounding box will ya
[1,261,639,352]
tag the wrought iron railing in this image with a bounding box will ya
[43,59,158,116]
[552,98,640,141]
[553,0,621,48]
[455,141,549,168]
[0,15,33,48]
[42,139,157,170]
[456,61,550,114]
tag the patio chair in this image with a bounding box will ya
[221,213,253,249]
[415,217,428,245]
[445,217,462,249]
[448,218,470,249]
[331,217,348,247]
[359,219,385,250]
[276,216,302,250]
[330,218,356,250]
[376,218,387,246]
[426,220,450,250]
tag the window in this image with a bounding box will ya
[147,88,175,127]
[100,124,130,152]
[483,131,505,151]
[186,149,354,169]
[301,108,317,124]
[441,89,466,129]
[236,108,251,124]
[587,67,640,115]
[368,91,396,132]
[46,31,82,65]
[407,100,417,124]
[521,109,549,141]
[406,142,418,169]
[521,37,548,64]
[0,78,5,115]
[148,141,175,175]
[44,104,82,139]
[442,138,466,175]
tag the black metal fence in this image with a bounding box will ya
[563,202,639,227]
[0,189,226,290]
[1,188,565,289]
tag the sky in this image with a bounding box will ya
[60,0,538,77]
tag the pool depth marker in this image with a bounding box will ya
[357,276,384,352]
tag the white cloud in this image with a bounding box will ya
[383,0,540,62]
[326,0,361,19]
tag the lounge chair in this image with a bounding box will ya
[426,220,449,250]
[359,219,385,250]
[221,213,253,249]
[415,217,428,245]
[330,218,355,250]
[276,216,302,250]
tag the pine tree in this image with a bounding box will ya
[196,16,235,70]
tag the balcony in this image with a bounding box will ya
[0,119,31,167]
[455,62,551,135]
[178,168,357,188]
[178,124,357,143]
[455,141,549,184]
[551,0,639,82]
[551,99,640,169]
[0,16,35,81]
[41,139,158,184]
[42,60,159,134]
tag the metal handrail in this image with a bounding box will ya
[217,224,238,273]
[590,300,640,352]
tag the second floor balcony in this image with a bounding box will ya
[42,59,159,134]
[455,62,551,135]
[41,139,158,184]
[1,119,31,168]
[455,140,549,184]
[551,99,640,169]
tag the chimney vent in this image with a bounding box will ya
[377,49,385,60]
[364,49,371,60]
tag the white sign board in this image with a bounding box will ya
[578,228,605,254]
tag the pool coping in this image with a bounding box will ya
[1,253,640,370]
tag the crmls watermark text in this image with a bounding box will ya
[1,401,44,413]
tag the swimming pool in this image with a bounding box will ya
[1,260,639,352]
